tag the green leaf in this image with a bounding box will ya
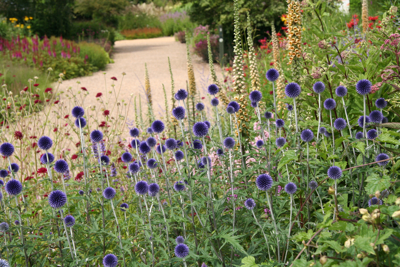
[378,133,400,145]
[241,256,258,267]
[218,234,247,254]
[365,173,391,195]
[322,240,347,253]
[376,229,393,245]
[328,220,347,231]
[352,141,365,155]
[278,150,298,170]
[292,259,308,267]
[354,236,375,255]
[392,160,400,174]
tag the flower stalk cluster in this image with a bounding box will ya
[286,0,303,81]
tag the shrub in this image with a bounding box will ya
[118,12,162,31]
[120,28,163,39]
[192,25,219,62]
[71,21,116,46]
[78,42,110,70]
[174,31,186,43]
[160,11,195,36]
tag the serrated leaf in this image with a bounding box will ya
[365,173,391,195]
[378,133,400,145]
[241,256,258,267]
[352,141,365,155]
[278,150,298,170]
[354,236,375,255]
[322,240,347,253]
[376,229,393,245]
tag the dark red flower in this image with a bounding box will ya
[103,110,110,116]
[75,171,84,181]
[31,142,37,148]
[368,16,378,21]
[23,87,28,92]
[53,127,58,132]
[33,94,39,98]
[111,77,117,81]
[64,115,69,119]
[37,167,47,174]
[33,83,39,87]
[34,99,42,104]
[71,154,78,160]
[96,93,102,98]
[25,176,34,181]
[14,131,23,140]
[30,136,37,139]
[45,88,52,93]
[81,87,87,91]
[54,100,59,104]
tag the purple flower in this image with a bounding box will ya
[244,198,256,210]
[49,190,67,208]
[172,106,186,120]
[368,197,382,207]
[129,128,140,137]
[211,98,219,106]
[285,182,297,194]
[174,243,189,258]
[276,137,286,148]
[301,129,314,142]
[175,89,188,100]
[335,86,348,97]
[38,137,52,150]
[249,90,262,103]
[71,106,84,118]
[375,153,389,166]
[223,137,235,149]
[103,187,116,199]
[375,98,387,109]
[356,79,372,95]
[324,98,336,110]
[334,118,347,131]
[369,110,383,123]
[367,129,378,140]
[103,254,118,267]
[256,174,273,191]
[5,179,22,196]
[313,81,325,94]
[135,181,149,195]
[151,120,165,133]
[90,130,103,143]
[285,82,301,98]
[208,84,219,95]
[193,122,209,137]
[327,166,342,180]
[266,68,279,82]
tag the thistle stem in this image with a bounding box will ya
[317,94,321,141]
[251,210,271,260]
[110,199,127,267]
[59,209,74,261]
[284,194,293,263]
[266,191,280,262]
[143,196,155,267]
[329,110,335,157]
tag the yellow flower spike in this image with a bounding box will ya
[27,25,31,29]
[29,17,33,20]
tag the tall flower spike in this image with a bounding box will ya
[145,63,154,124]
[271,23,286,111]
[246,12,261,92]
[362,0,368,33]
[286,0,303,81]
[186,32,197,100]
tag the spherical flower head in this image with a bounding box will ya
[139,142,151,154]
[196,102,205,111]
[264,112,272,119]
[129,128,140,137]
[176,236,185,244]
[309,181,318,190]
[48,190,67,208]
[135,181,149,195]
[287,104,293,111]
[79,190,84,195]
[375,98,387,109]
[121,152,132,163]
[226,106,235,114]
[223,137,235,149]
[71,106,84,118]
[0,192,2,201]
[276,137,286,148]
[193,122,209,137]
[216,148,224,156]
[285,182,297,194]
[0,170,7,178]
[147,127,154,134]
[369,110,383,123]
[368,197,382,207]
[174,181,185,191]
[75,117,87,128]
[313,81,325,94]
[334,118,347,131]
[197,160,205,169]
[90,130,103,143]
[147,158,158,169]
[54,160,69,174]
[14,220,19,225]
[175,243,189,258]
[0,259,9,267]
[382,117,388,123]
[356,79,372,95]
[175,150,184,161]
[175,89,188,100]
[103,254,118,267]
[0,222,9,232]
[201,263,207,267]
[275,119,285,128]
[358,116,371,128]
[211,98,219,106]
[335,86,348,97]
[324,131,332,137]
[244,198,256,210]
[228,101,240,113]
[324,98,336,110]
[120,203,129,211]
[201,156,212,168]
[327,166,342,180]
[130,139,140,149]
[129,162,140,174]
[172,106,186,120]
[285,82,301,98]
[376,153,389,166]
[207,84,219,95]
[251,102,257,108]
[319,127,327,134]
[146,137,157,148]
[256,174,273,191]
[249,90,262,103]
[151,120,165,133]
[367,129,378,140]
[8,163,19,173]
[38,136,52,150]
[256,140,264,148]
[177,140,183,147]
[204,121,211,129]
[64,215,75,227]
[266,68,279,82]
[100,156,110,165]
[156,144,166,154]
[145,183,159,198]
[355,132,363,139]
[103,187,116,200]
[0,180,3,187]
[301,129,314,142]
[165,138,177,150]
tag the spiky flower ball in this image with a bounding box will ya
[301,129,314,142]
[147,127,153,134]
[71,106,84,118]
[264,112,272,119]
[48,190,67,208]
[355,132,363,139]
[382,117,388,123]
[256,140,264,148]
[285,82,301,98]
[100,156,110,165]
[228,101,240,113]
[207,84,219,95]
[139,142,151,154]
[244,198,256,210]
[334,118,347,131]
[335,86,348,97]
[8,163,19,173]
[90,130,103,143]
[324,98,336,110]
[285,182,297,194]
[266,68,279,82]
[287,104,293,111]
[135,181,148,195]
[193,122,209,137]
[196,103,205,111]
[226,106,235,114]
[146,137,157,148]
[175,89,188,100]
[103,187,116,200]
[375,153,389,166]
[176,236,185,244]
[174,181,185,191]
[309,181,318,190]
[368,197,382,207]
[121,152,132,163]
[319,127,327,135]
[201,156,212,168]
[251,101,257,108]
[369,110,383,123]
[156,144,166,154]
[0,259,9,267]
[38,137,52,150]
[0,170,7,178]
[148,183,160,197]
[130,139,140,149]
[64,215,75,227]
[358,116,371,128]
[75,117,87,128]
[120,203,129,212]
[367,129,378,140]
[129,162,140,174]
[356,79,372,95]
[79,190,84,195]
[172,107,186,120]
[211,98,219,107]
[175,150,184,161]
[147,158,158,169]
[151,120,165,133]
[129,128,140,137]
[54,160,69,174]
[0,222,9,232]
[0,180,3,187]
[103,254,118,267]
[216,148,224,156]
[276,137,286,148]
[313,81,325,94]
[165,138,177,150]
[223,137,235,149]
[327,166,342,180]
[175,243,189,258]
[275,119,285,128]
[375,98,387,109]
[249,90,262,103]
[256,174,273,191]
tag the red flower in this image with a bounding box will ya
[122,166,127,169]
[30,136,37,139]
[96,93,102,98]
[33,94,40,98]
[25,176,34,181]
[269,62,274,66]
[37,167,47,174]
[23,86,28,91]
[53,127,58,132]
[111,77,117,81]
[45,99,50,102]
[368,22,374,29]
[14,131,23,140]
[71,154,78,160]
[64,115,69,119]
[75,171,84,181]
[368,16,378,21]
[54,100,59,104]
[281,27,288,30]
[75,142,81,147]
[269,91,273,95]
[33,83,39,87]
[31,142,37,148]
[103,110,110,116]
[81,87,87,91]
[277,33,282,37]
[34,99,41,104]
[45,88,52,93]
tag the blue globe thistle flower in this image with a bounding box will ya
[146,137,157,148]
[216,148,224,156]
[147,127,154,134]
[226,106,235,114]
[319,127,327,135]
[64,215,75,227]
[275,119,285,128]
[313,81,325,94]
[196,102,205,111]
[375,98,387,109]
[121,152,132,163]
[0,222,9,232]
[369,110,383,123]
[75,117,87,128]
[368,197,382,207]
[244,198,256,210]
[375,153,389,166]
[208,84,219,95]
[256,140,264,148]
[0,170,7,178]
[129,128,140,137]
[135,181,149,195]
[165,138,177,150]
[256,174,273,191]
[309,181,318,190]
[276,137,286,148]
[175,243,189,258]
[5,179,22,196]
[90,130,103,143]
[175,89,188,100]
[228,101,240,113]
[266,68,279,82]
[324,131,332,137]
[287,104,293,111]
[0,259,9,267]
[324,98,336,110]
[129,162,140,174]
[355,132,363,139]
[71,106,84,118]
[356,79,372,95]
[197,160,205,169]
[285,82,301,98]
[249,90,262,103]
[285,182,297,194]
[38,137,53,150]
[251,102,258,108]
[176,140,183,147]
[175,150,184,161]
[148,183,160,197]
[0,180,3,186]
[147,159,158,169]
[176,236,185,244]
[103,254,118,267]
[48,190,67,208]
[301,129,314,142]
[382,117,388,123]
[100,156,110,165]
[103,187,116,200]
[201,156,212,168]
[120,203,129,212]
[334,118,347,131]
[54,160,69,174]
[139,142,151,154]
[0,192,2,201]
[14,220,19,225]
[264,112,272,119]
[358,116,371,128]
[367,129,378,140]
[79,190,84,195]
[8,163,19,173]
[327,166,342,180]
[201,263,207,267]
[156,144,166,154]
[130,139,140,149]
[151,120,165,133]
[223,137,235,149]
[172,106,186,120]
[193,122,209,137]
[211,98,219,106]
[174,181,185,191]
[204,121,211,129]
[335,86,348,97]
